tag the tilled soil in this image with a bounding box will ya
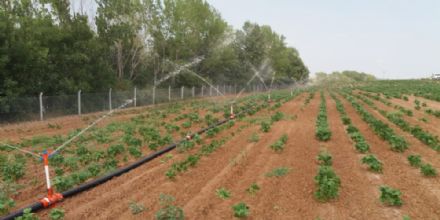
[8,92,440,219]
[339,94,440,219]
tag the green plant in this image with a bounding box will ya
[317,151,332,166]
[270,134,288,152]
[361,155,383,173]
[129,201,146,215]
[128,145,142,158]
[420,163,437,177]
[316,92,332,141]
[379,186,402,206]
[260,121,271,133]
[314,166,340,201]
[182,121,192,128]
[248,132,260,143]
[15,208,39,220]
[155,194,184,220]
[271,111,284,122]
[246,182,260,195]
[266,167,290,177]
[232,202,249,218]
[49,208,65,220]
[107,144,125,157]
[0,192,15,215]
[407,155,422,167]
[403,215,411,220]
[354,141,370,153]
[216,187,231,199]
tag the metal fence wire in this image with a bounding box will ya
[0,84,290,124]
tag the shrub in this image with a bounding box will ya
[49,208,65,220]
[0,196,15,215]
[379,186,402,206]
[314,166,340,201]
[361,155,383,173]
[420,163,437,177]
[216,188,231,199]
[155,194,184,220]
[407,155,422,167]
[315,92,332,141]
[2,161,25,181]
[317,151,332,166]
[232,202,250,218]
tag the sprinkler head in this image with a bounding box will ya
[186,135,192,140]
[230,114,236,119]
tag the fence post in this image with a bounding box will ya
[209,86,212,96]
[109,88,112,111]
[201,86,204,97]
[39,92,44,121]
[168,86,171,102]
[192,87,195,97]
[234,85,237,94]
[217,85,220,96]
[134,87,137,107]
[152,86,156,105]
[78,90,81,116]
[181,86,184,99]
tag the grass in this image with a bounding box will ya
[266,167,290,177]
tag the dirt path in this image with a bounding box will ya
[339,94,440,219]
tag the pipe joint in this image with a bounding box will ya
[39,193,63,208]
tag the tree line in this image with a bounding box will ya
[0,0,309,99]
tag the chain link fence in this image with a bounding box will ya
[0,84,290,124]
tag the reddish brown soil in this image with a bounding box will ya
[4,92,440,219]
[339,94,440,219]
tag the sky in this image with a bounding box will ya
[206,0,440,79]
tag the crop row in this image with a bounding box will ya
[341,92,409,152]
[314,150,340,201]
[331,94,384,173]
[315,91,332,141]
[356,93,440,151]
[360,92,413,117]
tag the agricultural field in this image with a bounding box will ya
[1,80,440,219]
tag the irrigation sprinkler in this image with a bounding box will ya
[230,104,235,119]
[39,150,63,208]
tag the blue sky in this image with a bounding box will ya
[207,0,440,79]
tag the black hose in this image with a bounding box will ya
[1,114,235,220]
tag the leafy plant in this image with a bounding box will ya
[216,187,231,199]
[266,167,290,177]
[270,134,288,152]
[246,182,260,195]
[155,194,184,220]
[420,163,437,177]
[317,151,332,166]
[314,166,340,201]
[248,132,260,143]
[316,92,332,141]
[129,201,146,215]
[271,111,284,122]
[361,155,383,173]
[232,202,250,218]
[379,186,402,206]
[407,155,422,167]
[15,208,39,220]
[260,121,271,133]
[49,208,65,220]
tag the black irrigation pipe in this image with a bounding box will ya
[1,106,254,220]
